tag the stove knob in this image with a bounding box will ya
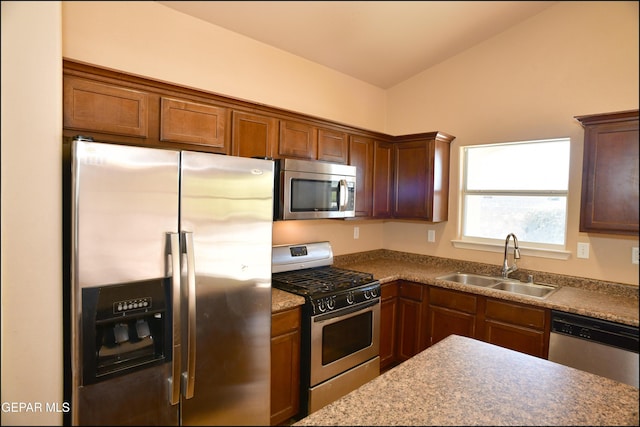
[364,290,371,299]
[317,299,326,313]
[327,297,335,310]
[370,288,378,298]
[346,292,354,305]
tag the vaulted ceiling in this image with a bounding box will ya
[157,1,557,88]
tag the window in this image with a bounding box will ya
[459,138,570,256]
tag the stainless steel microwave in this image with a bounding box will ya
[274,158,356,220]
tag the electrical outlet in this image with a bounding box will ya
[632,247,639,265]
[427,229,436,243]
[577,242,590,259]
[353,226,359,240]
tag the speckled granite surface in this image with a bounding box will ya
[272,287,305,313]
[294,335,639,426]
[333,250,639,327]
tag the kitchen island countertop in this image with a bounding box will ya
[293,334,639,426]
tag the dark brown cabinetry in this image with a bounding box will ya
[372,141,395,218]
[160,97,227,153]
[63,75,149,139]
[576,110,639,235]
[482,298,550,358]
[393,132,454,221]
[270,307,301,425]
[379,282,399,371]
[396,281,429,362]
[428,287,478,346]
[349,135,375,217]
[231,110,278,158]
[278,120,348,163]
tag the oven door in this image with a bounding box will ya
[310,299,380,386]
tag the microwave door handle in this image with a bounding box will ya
[166,232,181,406]
[339,179,348,211]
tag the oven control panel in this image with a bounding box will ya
[310,282,380,314]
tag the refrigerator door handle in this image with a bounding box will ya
[167,232,181,406]
[181,231,197,399]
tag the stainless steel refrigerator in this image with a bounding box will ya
[63,137,273,425]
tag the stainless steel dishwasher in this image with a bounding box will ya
[548,310,639,388]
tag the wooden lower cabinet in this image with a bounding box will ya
[379,283,551,370]
[428,287,478,346]
[271,307,301,425]
[379,282,398,371]
[482,298,550,358]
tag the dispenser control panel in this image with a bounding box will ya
[113,297,151,314]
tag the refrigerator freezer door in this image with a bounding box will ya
[71,140,180,425]
[179,152,273,426]
[73,141,181,288]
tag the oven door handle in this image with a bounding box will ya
[314,299,379,322]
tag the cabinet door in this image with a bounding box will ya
[270,308,301,425]
[349,135,374,217]
[396,281,427,362]
[393,134,451,221]
[379,282,398,371]
[483,298,549,358]
[278,120,317,159]
[428,287,478,346]
[63,76,149,138]
[372,141,394,218]
[318,128,348,163]
[160,97,227,153]
[231,111,278,159]
[577,111,639,235]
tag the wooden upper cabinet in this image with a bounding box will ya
[63,76,149,138]
[160,97,228,153]
[278,120,317,159]
[349,135,374,217]
[317,128,348,163]
[231,110,278,159]
[393,132,454,221]
[372,141,394,218]
[576,110,639,235]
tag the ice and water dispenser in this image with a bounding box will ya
[81,279,171,385]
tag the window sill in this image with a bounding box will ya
[451,240,571,260]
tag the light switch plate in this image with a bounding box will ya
[353,226,359,240]
[577,242,590,259]
[427,230,436,243]
[632,247,639,265]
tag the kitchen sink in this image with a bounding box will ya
[435,273,502,287]
[436,272,557,299]
[490,281,557,298]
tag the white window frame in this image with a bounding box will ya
[451,138,572,260]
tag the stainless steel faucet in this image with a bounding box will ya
[501,233,521,279]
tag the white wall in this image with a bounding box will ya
[1,2,63,425]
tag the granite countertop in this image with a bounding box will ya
[294,334,640,426]
[272,287,305,313]
[333,253,639,327]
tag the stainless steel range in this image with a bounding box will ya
[272,241,380,417]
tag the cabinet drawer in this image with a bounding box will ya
[399,281,424,301]
[429,287,477,314]
[485,299,546,329]
[381,282,399,299]
[271,307,301,337]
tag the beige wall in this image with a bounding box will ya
[1,1,638,425]
[1,2,63,425]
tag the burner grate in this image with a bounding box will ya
[272,267,374,296]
